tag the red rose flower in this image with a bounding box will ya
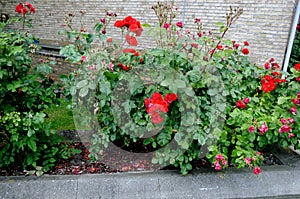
[217,45,224,50]
[123,48,136,54]
[176,21,183,28]
[164,93,178,104]
[243,97,250,104]
[236,100,246,109]
[261,75,276,93]
[163,23,171,29]
[150,112,164,124]
[24,2,35,13]
[129,24,139,32]
[107,37,112,43]
[121,65,130,71]
[15,3,27,14]
[125,34,138,46]
[244,41,250,46]
[114,20,124,28]
[295,63,300,71]
[191,43,198,49]
[242,48,249,55]
[144,98,151,109]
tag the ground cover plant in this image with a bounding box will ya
[58,0,300,175]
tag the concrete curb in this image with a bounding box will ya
[1,147,300,199]
[1,165,300,199]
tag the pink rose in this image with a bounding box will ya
[253,167,262,175]
[259,122,268,135]
[248,125,255,133]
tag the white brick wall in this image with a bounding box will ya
[0,0,298,66]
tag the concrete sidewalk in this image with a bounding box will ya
[1,165,300,199]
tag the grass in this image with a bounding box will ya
[44,99,76,130]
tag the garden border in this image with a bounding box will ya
[1,147,300,199]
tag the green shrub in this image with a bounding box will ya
[0,2,75,174]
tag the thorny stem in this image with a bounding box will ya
[22,13,26,31]
[209,6,243,60]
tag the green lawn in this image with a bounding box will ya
[45,99,76,130]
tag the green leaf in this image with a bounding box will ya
[141,23,151,28]
[174,79,186,89]
[79,86,89,97]
[76,79,88,89]
[215,22,224,26]
[27,138,37,152]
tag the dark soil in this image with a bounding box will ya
[0,139,282,176]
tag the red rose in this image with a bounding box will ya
[150,111,164,124]
[244,41,250,46]
[144,98,151,109]
[16,3,23,13]
[191,43,198,49]
[217,45,224,50]
[125,34,138,46]
[294,63,300,71]
[151,92,163,101]
[243,97,250,104]
[24,2,35,13]
[296,77,300,82]
[176,21,183,28]
[114,20,124,28]
[261,75,276,93]
[163,23,171,29]
[123,48,136,54]
[121,65,130,71]
[242,48,249,55]
[129,24,139,32]
[236,100,246,109]
[15,3,27,14]
[164,93,178,104]
[107,37,112,43]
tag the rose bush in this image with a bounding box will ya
[60,1,300,175]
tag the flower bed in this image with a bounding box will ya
[1,1,300,176]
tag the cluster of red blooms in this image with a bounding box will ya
[144,92,177,124]
[236,97,250,109]
[114,16,143,36]
[15,2,35,14]
[261,59,286,93]
[261,74,286,93]
[210,40,250,56]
